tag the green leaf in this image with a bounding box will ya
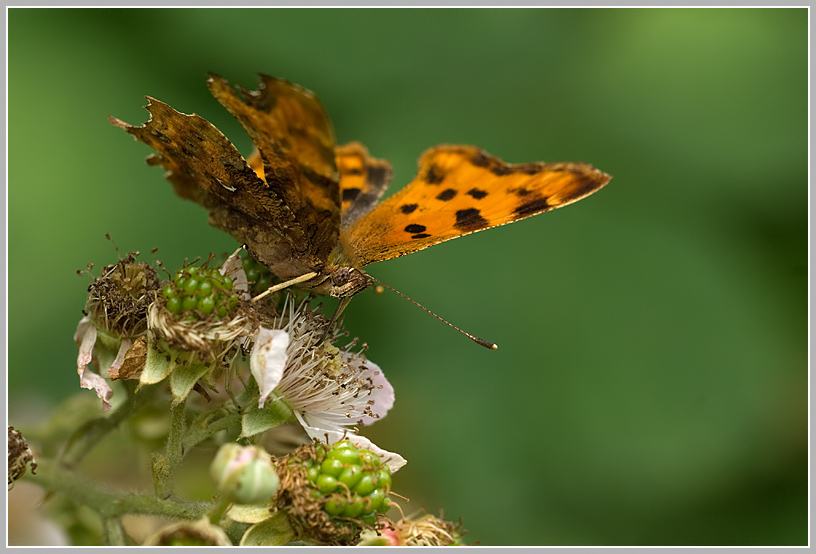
[169,361,212,404]
[139,342,175,386]
[241,396,296,438]
[239,511,296,546]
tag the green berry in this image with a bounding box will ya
[316,474,338,493]
[330,447,361,465]
[353,474,376,496]
[181,296,198,311]
[198,296,215,315]
[324,497,345,516]
[221,275,233,291]
[320,457,345,478]
[360,513,378,526]
[181,277,198,294]
[339,464,363,488]
[341,497,366,518]
[199,279,214,295]
[360,450,380,467]
[365,488,385,514]
[166,296,182,312]
[376,469,391,489]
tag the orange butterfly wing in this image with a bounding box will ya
[334,142,393,229]
[342,145,611,266]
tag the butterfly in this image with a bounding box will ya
[110,74,611,347]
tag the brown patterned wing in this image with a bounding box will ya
[248,141,393,229]
[207,74,341,262]
[335,142,393,229]
[108,98,320,279]
[342,145,612,266]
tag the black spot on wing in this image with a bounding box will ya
[568,172,603,200]
[342,188,361,202]
[514,196,550,216]
[411,233,431,239]
[436,188,457,201]
[489,164,514,176]
[405,223,426,234]
[425,164,446,184]
[400,203,418,214]
[511,187,531,197]
[454,208,489,232]
[470,152,490,168]
[467,188,488,199]
[344,167,364,176]
[518,163,544,175]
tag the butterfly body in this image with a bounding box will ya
[111,74,611,303]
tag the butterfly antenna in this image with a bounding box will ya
[366,275,498,350]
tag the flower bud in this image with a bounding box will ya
[210,444,279,505]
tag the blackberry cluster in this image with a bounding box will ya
[305,440,392,526]
[162,265,238,318]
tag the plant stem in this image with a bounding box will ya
[60,380,142,468]
[207,494,233,526]
[155,397,187,497]
[182,410,242,452]
[23,459,210,520]
[102,517,127,546]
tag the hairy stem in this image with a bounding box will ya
[155,398,186,497]
[23,459,210,520]
[60,380,142,468]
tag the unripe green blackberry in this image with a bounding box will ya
[162,265,239,319]
[302,440,392,524]
[241,253,274,295]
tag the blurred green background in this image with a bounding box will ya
[8,8,807,546]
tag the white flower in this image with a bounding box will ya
[250,299,405,472]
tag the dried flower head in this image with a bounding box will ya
[75,252,162,409]
[84,252,161,339]
[8,427,37,488]
[389,512,467,546]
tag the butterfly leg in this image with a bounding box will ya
[318,296,353,345]
[251,272,319,302]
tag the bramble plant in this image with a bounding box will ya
[8,247,466,546]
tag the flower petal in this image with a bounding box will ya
[250,328,289,408]
[106,338,133,380]
[220,248,250,300]
[345,355,394,426]
[76,317,97,371]
[79,370,114,412]
[75,318,114,410]
[73,315,93,345]
[295,414,407,473]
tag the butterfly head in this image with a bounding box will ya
[328,266,370,299]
